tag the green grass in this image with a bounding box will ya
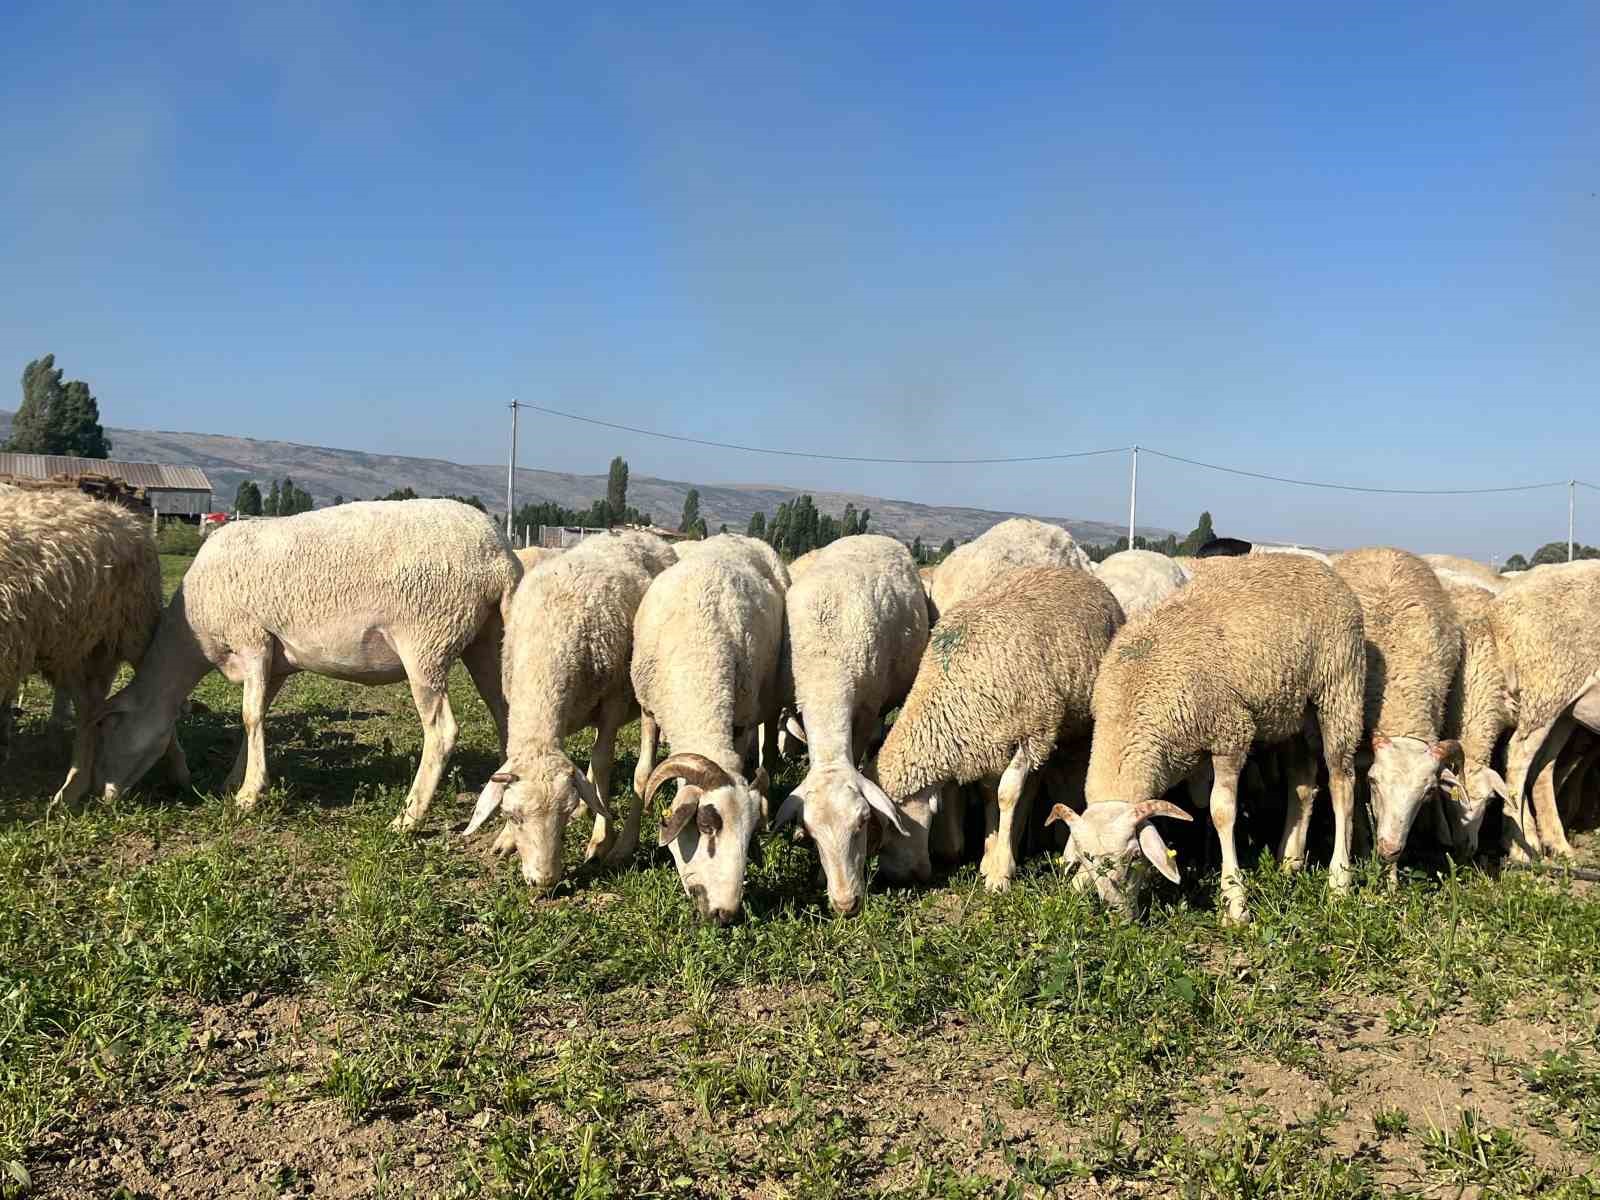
[2,555,1600,1196]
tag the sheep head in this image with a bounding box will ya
[772,764,908,917]
[644,753,767,926]
[1048,799,1193,913]
[463,751,611,890]
[93,688,173,802]
[1437,757,1507,857]
[1367,735,1461,861]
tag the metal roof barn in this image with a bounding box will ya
[0,452,214,516]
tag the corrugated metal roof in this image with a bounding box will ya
[0,452,212,492]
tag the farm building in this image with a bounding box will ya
[0,451,214,517]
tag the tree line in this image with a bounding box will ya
[1503,542,1600,571]
[512,457,653,537]
[5,355,111,458]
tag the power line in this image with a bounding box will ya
[1140,447,1569,496]
[518,403,1131,465]
[519,401,1579,495]
[1577,480,1600,493]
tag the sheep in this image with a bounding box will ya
[1331,548,1464,863]
[0,489,188,806]
[1423,554,1503,590]
[872,566,1124,892]
[623,533,788,924]
[461,531,678,888]
[1435,578,1515,854]
[1092,549,1187,617]
[94,499,519,830]
[1056,554,1365,924]
[1488,561,1600,860]
[768,535,929,915]
[515,546,563,574]
[1251,545,1334,564]
[930,518,1091,614]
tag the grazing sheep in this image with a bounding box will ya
[873,567,1124,892]
[1423,554,1504,591]
[1436,578,1515,854]
[515,546,563,575]
[95,500,519,830]
[625,534,788,924]
[1058,554,1365,924]
[462,531,678,888]
[1331,548,1463,863]
[930,518,1091,615]
[0,489,187,805]
[1093,549,1187,617]
[770,535,929,915]
[1488,561,1600,860]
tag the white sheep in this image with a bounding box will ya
[1058,554,1365,924]
[872,566,1124,892]
[1331,547,1463,863]
[1092,549,1187,617]
[1422,553,1504,591]
[930,518,1091,614]
[0,489,188,805]
[95,499,519,830]
[462,531,678,888]
[623,533,788,924]
[515,546,563,575]
[1488,561,1600,860]
[1435,577,1515,855]
[769,535,929,915]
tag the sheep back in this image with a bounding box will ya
[1490,561,1600,730]
[931,518,1091,613]
[1093,549,1187,616]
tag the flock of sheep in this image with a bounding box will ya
[4,486,1599,926]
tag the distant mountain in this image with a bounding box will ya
[0,409,1172,546]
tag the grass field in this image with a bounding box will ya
[4,555,1600,1198]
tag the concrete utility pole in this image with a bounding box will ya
[1570,480,1576,562]
[1127,444,1139,550]
[506,400,524,540]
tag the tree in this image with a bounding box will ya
[5,356,112,457]
[379,486,420,501]
[607,457,630,525]
[265,479,281,517]
[939,537,956,558]
[1503,553,1528,571]
[234,480,263,516]
[857,508,871,535]
[842,503,859,537]
[679,488,701,534]
[1178,511,1216,557]
[910,536,925,564]
[332,494,345,506]
[691,515,708,540]
[747,511,767,539]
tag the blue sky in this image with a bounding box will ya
[3,2,1595,558]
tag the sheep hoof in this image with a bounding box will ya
[388,813,420,834]
[1221,904,1251,927]
[980,865,1013,893]
[1544,839,1577,861]
[234,792,262,812]
[1328,869,1351,895]
[1506,842,1536,864]
[1279,855,1306,875]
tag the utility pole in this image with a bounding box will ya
[1570,480,1576,562]
[1127,444,1139,550]
[506,400,524,541]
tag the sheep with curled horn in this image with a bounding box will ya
[617,534,788,925]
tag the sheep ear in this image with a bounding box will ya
[463,770,512,836]
[1139,824,1181,884]
[860,776,909,836]
[1485,768,1511,801]
[1045,803,1078,827]
[771,785,806,831]
[572,768,611,820]
[658,785,702,846]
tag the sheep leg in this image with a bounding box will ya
[48,654,118,809]
[1502,729,1546,862]
[459,622,511,756]
[980,750,1033,893]
[1277,739,1319,873]
[1209,753,1249,924]
[224,674,286,796]
[579,701,625,857]
[591,712,657,865]
[390,671,459,832]
[759,719,780,773]
[1327,763,1357,894]
[1530,720,1577,859]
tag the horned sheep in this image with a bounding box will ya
[1331,547,1463,863]
[872,566,1124,892]
[1060,554,1365,924]
[771,535,929,915]
[463,531,678,888]
[95,499,519,830]
[625,533,789,925]
[0,489,188,805]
